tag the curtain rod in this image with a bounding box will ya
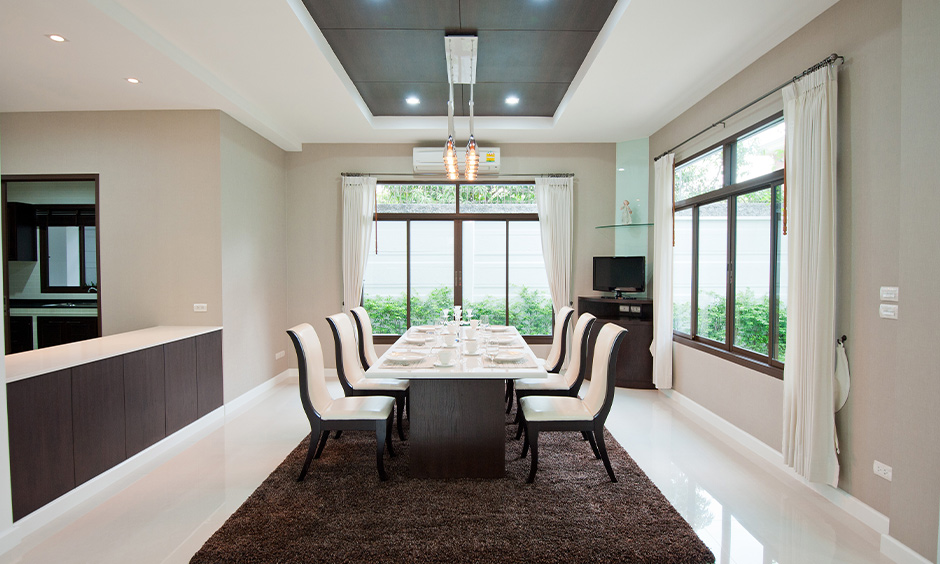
[341,172,574,178]
[654,53,844,162]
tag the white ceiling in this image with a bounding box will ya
[0,0,838,152]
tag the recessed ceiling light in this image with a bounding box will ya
[618,168,625,171]
[126,77,140,84]
[47,34,67,42]
[405,96,420,105]
[505,96,520,105]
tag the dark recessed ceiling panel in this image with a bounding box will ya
[303,0,618,117]
[459,0,617,31]
[476,30,599,84]
[302,0,460,30]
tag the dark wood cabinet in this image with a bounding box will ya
[164,338,198,435]
[72,357,126,485]
[7,370,75,521]
[37,316,99,348]
[5,329,223,520]
[196,330,224,417]
[9,316,34,353]
[6,201,38,261]
[124,346,167,457]
[578,297,655,389]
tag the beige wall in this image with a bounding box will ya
[0,111,224,333]
[650,0,901,523]
[285,143,616,368]
[892,0,940,560]
[220,113,289,402]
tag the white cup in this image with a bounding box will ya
[438,346,457,365]
[465,327,476,340]
[443,332,457,346]
[465,339,479,354]
[470,319,479,331]
[444,323,457,335]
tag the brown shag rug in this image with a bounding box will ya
[191,410,714,564]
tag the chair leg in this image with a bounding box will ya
[584,430,600,459]
[505,380,514,414]
[375,420,389,481]
[595,425,617,483]
[314,430,330,459]
[386,414,395,458]
[334,430,343,439]
[395,395,406,441]
[297,431,318,482]
[520,424,530,458]
[526,428,540,483]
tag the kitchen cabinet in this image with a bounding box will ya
[5,327,223,520]
[9,316,34,353]
[5,201,38,261]
[37,316,99,348]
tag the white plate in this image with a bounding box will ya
[403,335,431,345]
[386,351,425,363]
[494,350,525,363]
[494,336,516,345]
[412,325,437,332]
[433,362,455,368]
[463,350,482,356]
[488,325,509,332]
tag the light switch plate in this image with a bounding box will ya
[879,304,898,320]
[619,305,630,313]
[275,350,286,360]
[194,303,208,312]
[879,286,899,302]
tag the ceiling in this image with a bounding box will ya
[303,0,617,118]
[0,0,839,151]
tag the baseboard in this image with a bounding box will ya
[224,369,295,421]
[662,389,890,536]
[9,407,225,545]
[881,534,934,564]
[0,526,20,556]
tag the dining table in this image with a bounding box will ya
[365,323,547,478]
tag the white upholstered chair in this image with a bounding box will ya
[505,305,574,413]
[513,312,596,438]
[519,323,627,483]
[286,323,395,481]
[327,313,409,441]
[350,306,380,370]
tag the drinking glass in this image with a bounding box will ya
[485,337,499,360]
[480,315,490,330]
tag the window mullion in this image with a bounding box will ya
[727,195,736,351]
[691,206,700,337]
[769,185,781,361]
[406,220,412,328]
[505,220,510,326]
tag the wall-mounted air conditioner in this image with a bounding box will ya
[413,147,500,175]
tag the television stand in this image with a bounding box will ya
[578,296,654,389]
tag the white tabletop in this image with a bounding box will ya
[366,325,548,380]
[6,326,222,383]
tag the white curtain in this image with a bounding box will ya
[341,176,377,314]
[781,66,840,487]
[650,154,675,389]
[535,177,573,315]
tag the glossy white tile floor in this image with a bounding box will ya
[0,378,894,564]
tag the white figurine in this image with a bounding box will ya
[620,199,633,225]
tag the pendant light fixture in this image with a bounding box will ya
[443,35,478,180]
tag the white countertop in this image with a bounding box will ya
[366,326,548,380]
[5,326,222,383]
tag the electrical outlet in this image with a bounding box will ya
[275,350,286,360]
[873,460,893,481]
[879,304,898,319]
[879,286,899,302]
[193,303,208,312]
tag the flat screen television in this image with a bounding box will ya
[593,256,646,297]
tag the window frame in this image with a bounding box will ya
[368,181,553,345]
[672,113,786,379]
[37,204,98,294]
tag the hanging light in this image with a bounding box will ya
[444,83,459,180]
[465,84,479,181]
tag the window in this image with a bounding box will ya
[38,205,98,293]
[672,116,786,376]
[362,183,552,340]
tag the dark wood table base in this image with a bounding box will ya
[409,378,506,478]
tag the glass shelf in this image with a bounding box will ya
[595,222,653,229]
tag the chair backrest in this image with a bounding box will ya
[563,313,596,390]
[286,323,333,424]
[326,313,367,395]
[582,324,627,422]
[351,306,379,369]
[543,306,574,373]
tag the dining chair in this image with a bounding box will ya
[350,306,380,370]
[327,313,409,441]
[518,323,627,483]
[505,305,574,413]
[287,323,395,481]
[513,312,596,438]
